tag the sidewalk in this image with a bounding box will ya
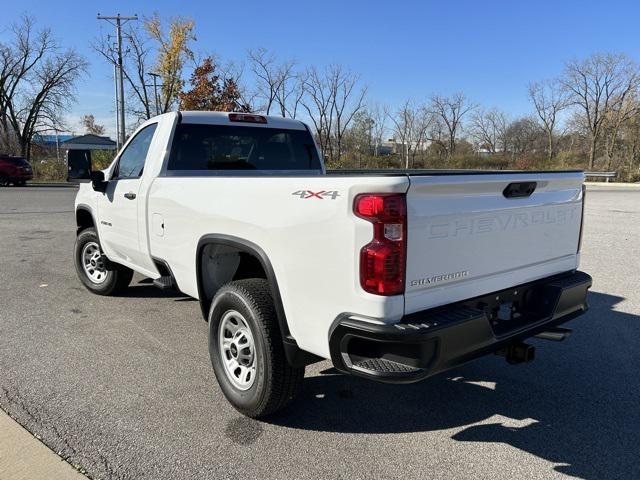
[25,182,79,188]
[0,409,86,480]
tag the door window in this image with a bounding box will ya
[113,123,158,179]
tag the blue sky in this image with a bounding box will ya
[2,0,640,138]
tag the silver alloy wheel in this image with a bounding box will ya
[81,241,108,284]
[218,310,256,391]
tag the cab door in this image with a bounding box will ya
[97,123,158,268]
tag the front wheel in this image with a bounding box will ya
[74,227,133,295]
[208,279,304,418]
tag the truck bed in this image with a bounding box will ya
[326,168,583,176]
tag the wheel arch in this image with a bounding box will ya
[196,234,286,326]
[76,204,97,235]
[196,233,321,367]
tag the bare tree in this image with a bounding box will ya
[300,65,366,164]
[248,48,297,116]
[330,66,366,162]
[620,110,640,177]
[81,114,105,135]
[428,93,475,157]
[562,53,640,169]
[388,100,414,167]
[425,117,448,159]
[94,26,154,121]
[388,100,431,168]
[300,67,333,160]
[275,72,306,118]
[370,102,388,156]
[0,16,54,152]
[469,107,508,154]
[603,95,640,170]
[0,16,86,160]
[504,117,542,159]
[411,106,432,167]
[215,58,256,113]
[528,79,568,161]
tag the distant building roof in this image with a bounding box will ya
[63,134,116,146]
[33,134,74,145]
[62,134,117,150]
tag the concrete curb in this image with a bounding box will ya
[26,183,79,188]
[0,409,87,480]
[585,182,640,188]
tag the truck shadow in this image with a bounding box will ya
[268,291,640,479]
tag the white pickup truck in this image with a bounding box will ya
[71,111,592,418]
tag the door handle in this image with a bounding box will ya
[124,192,136,200]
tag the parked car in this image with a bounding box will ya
[0,154,33,186]
[70,111,592,418]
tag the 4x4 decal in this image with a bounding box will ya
[292,190,340,200]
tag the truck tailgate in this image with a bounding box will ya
[404,172,584,314]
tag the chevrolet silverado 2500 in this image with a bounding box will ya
[72,111,592,418]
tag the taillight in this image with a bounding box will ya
[354,193,407,295]
[577,184,586,253]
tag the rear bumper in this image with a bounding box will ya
[329,270,592,383]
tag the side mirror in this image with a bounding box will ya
[90,170,107,193]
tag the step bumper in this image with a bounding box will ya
[328,270,592,383]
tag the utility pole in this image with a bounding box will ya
[97,13,138,149]
[54,128,60,162]
[113,63,120,150]
[148,72,161,116]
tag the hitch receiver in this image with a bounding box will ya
[496,342,535,365]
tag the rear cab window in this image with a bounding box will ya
[167,123,321,172]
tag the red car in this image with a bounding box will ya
[0,154,33,186]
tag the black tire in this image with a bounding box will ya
[208,279,304,418]
[74,227,134,296]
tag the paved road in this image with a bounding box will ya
[0,184,639,480]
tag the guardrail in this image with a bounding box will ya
[585,171,617,182]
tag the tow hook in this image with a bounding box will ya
[496,342,535,365]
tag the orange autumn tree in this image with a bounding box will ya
[179,57,250,112]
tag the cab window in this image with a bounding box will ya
[167,123,321,171]
[113,123,158,179]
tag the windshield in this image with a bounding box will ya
[167,123,321,171]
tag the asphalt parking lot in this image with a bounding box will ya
[0,184,639,480]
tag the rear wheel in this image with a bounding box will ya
[208,279,304,418]
[74,227,133,295]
